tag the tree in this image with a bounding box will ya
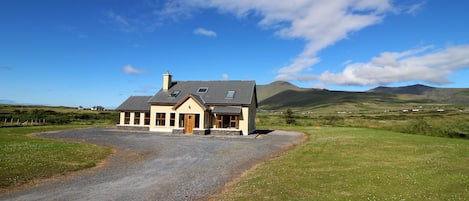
[285,108,296,125]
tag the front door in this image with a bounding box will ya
[184,114,195,134]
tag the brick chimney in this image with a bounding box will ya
[163,71,172,91]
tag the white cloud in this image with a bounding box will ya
[106,10,129,26]
[122,64,145,75]
[193,27,217,37]
[319,45,469,86]
[222,73,229,80]
[160,0,400,80]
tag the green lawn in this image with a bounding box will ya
[218,127,469,200]
[0,126,112,189]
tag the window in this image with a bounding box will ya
[195,114,200,128]
[230,115,238,128]
[144,112,150,125]
[179,114,185,127]
[225,90,235,99]
[178,114,200,128]
[134,112,140,125]
[170,113,176,126]
[170,90,180,97]
[124,112,130,124]
[155,113,166,126]
[216,115,239,129]
[197,87,208,93]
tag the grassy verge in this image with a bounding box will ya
[217,126,469,200]
[0,125,112,189]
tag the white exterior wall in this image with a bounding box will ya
[150,105,174,132]
[150,99,206,132]
[239,106,250,135]
[129,112,135,125]
[119,112,125,125]
[248,95,257,134]
[175,98,206,127]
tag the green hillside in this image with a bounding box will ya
[257,81,308,102]
[257,82,469,112]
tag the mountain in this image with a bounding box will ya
[257,82,469,111]
[369,84,435,95]
[369,84,469,104]
[257,81,308,102]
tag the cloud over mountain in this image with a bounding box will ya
[319,45,469,86]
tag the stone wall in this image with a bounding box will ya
[209,129,242,135]
[117,125,150,131]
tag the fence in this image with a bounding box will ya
[2,118,47,127]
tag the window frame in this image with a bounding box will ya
[124,112,130,124]
[170,113,176,126]
[134,112,140,125]
[170,90,180,97]
[144,112,150,125]
[155,113,166,126]
[197,87,208,93]
[216,115,239,129]
[225,90,235,99]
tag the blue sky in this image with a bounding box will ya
[1,0,469,108]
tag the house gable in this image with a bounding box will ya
[172,94,208,113]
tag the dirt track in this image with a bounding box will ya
[0,128,303,201]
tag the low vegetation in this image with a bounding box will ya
[0,125,112,190]
[218,126,469,200]
[0,104,119,126]
[259,105,469,139]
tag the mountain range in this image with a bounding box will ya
[257,81,469,111]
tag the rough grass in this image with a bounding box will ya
[217,127,469,200]
[257,110,469,138]
[0,126,112,189]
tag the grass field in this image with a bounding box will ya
[258,109,469,138]
[0,125,112,189]
[0,104,119,126]
[217,126,469,200]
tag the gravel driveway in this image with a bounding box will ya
[1,128,303,201]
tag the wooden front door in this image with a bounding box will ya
[184,114,195,134]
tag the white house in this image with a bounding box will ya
[116,72,257,135]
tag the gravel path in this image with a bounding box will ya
[1,128,303,201]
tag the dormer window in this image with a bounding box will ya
[170,90,180,97]
[197,87,208,93]
[225,90,235,99]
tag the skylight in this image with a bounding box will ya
[170,90,180,97]
[225,90,235,99]
[197,87,208,93]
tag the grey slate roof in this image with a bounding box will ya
[148,81,257,106]
[116,96,152,111]
[212,106,242,115]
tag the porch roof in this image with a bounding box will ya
[212,106,242,115]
